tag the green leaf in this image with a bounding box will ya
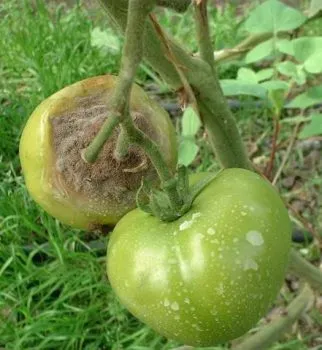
[304,52,322,74]
[256,68,274,82]
[178,139,199,166]
[268,89,285,113]
[245,0,306,34]
[237,68,258,83]
[299,114,322,139]
[286,84,322,109]
[277,61,298,77]
[294,69,307,85]
[181,106,201,137]
[277,61,307,85]
[276,39,295,56]
[220,80,267,99]
[245,39,274,64]
[308,0,322,18]
[277,61,307,84]
[90,27,120,54]
[260,80,289,91]
[292,37,322,62]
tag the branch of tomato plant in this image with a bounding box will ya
[213,9,322,64]
[214,32,276,64]
[264,115,280,181]
[98,0,251,170]
[150,14,200,112]
[288,250,322,292]
[193,0,215,69]
[97,0,322,291]
[233,284,314,350]
[84,0,156,163]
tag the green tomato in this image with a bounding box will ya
[107,169,291,346]
[19,75,177,230]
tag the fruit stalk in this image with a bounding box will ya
[86,0,184,211]
[193,0,214,69]
[84,0,155,164]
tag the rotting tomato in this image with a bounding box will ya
[107,168,291,346]
[19,75,177,230]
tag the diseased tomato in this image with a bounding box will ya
[107,169,291,346]
[19,75,177,230]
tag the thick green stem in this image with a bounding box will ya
[214,32,274,64]
[83,115,119,163]
[114,126,129,160]
[194,0,215,69]
[288,250,322,293]
[121,117,183,210]
[122,118,172,184]
[84,0,155,163]
[234,284,314,350]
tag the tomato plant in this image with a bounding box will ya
[19,75,177,230]
[107,169,291,346]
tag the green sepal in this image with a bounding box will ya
[177,165,189,199]
[149,190,174,221]
[136,178,153,214]
[136,171,218,222]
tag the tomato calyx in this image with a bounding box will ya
[136,166,217,221]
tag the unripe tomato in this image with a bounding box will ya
[107,169,291,346]
[19,75,177,230]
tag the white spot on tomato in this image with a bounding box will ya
[243,258,258,271]
[179,220,192,231]
[216,282,224,295]
[195,233,205,240]
[192,212,201,220]
[171,302,179,311]
[246,231,264,246]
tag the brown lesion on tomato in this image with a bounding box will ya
[50,91,160,213]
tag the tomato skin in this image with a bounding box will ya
[19,75,177,230]
[107,169,291,346]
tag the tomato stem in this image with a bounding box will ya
[113,126,129,161]
[83,0,155,164]
[194,0,214,70]
[82,115,119,163]
[288,250,322,293]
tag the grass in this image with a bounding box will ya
[0,0,321,349]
